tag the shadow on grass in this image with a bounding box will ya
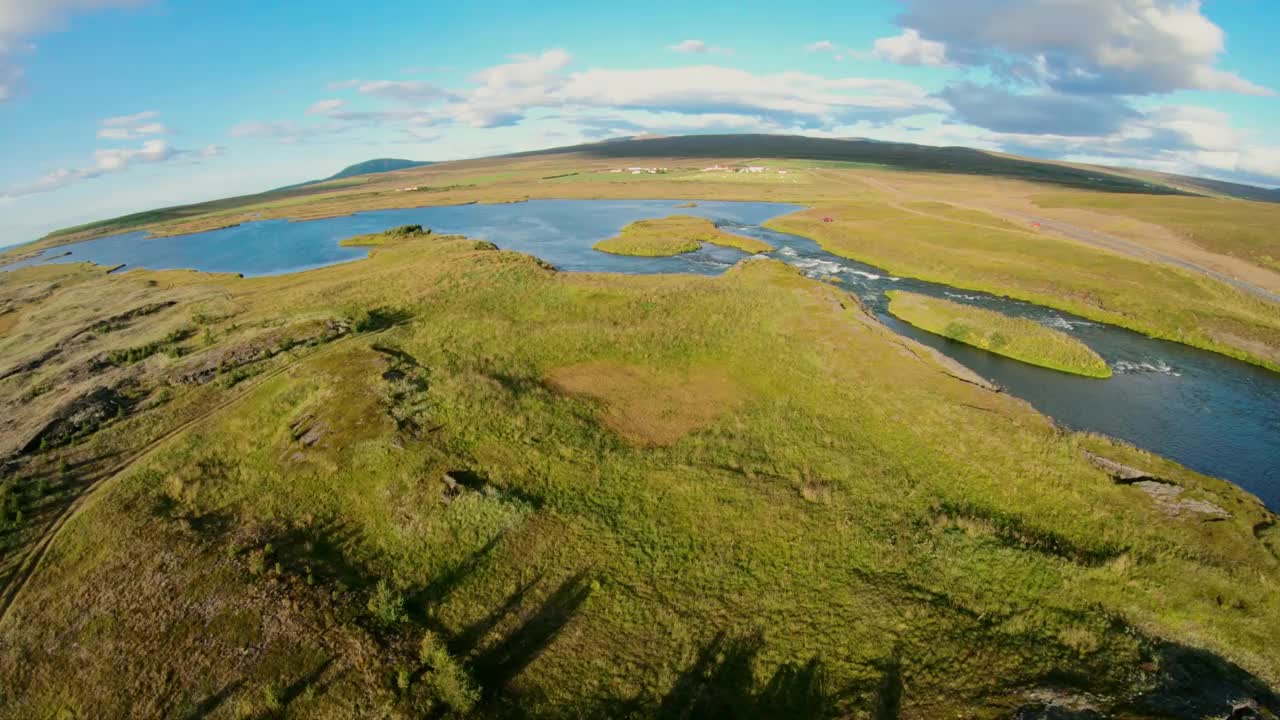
[1117,641,1280,719]
[656,632,850,720]
[354,306,414,333]
[469,572,593,703]
[270,521,368,591]
[279,657,334,710]
[181,679,244,720]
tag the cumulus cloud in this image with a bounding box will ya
[91,138,175,171]
[95,110,170,139]
[873,29,950,67]
[0,0,154,102]
[1,138,203,198]
[667,39,732,55]
[886,0,1270,96]
[806,40,838,53]
[939,82,1140,136]
[556,66,944,127]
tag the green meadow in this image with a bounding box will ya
[0,231,1276,718]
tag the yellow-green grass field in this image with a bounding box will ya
[0,232,1277,717]
[592,214,772,256]
[886,290,1112,377]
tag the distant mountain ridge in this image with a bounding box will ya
[323,158,433,182]
[278,158,434,191]
[510,134,1280,202]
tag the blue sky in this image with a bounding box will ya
[1,0,1277,246]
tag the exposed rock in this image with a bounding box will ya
[174,319,348,385]
[289,413,327,448]
[1084,451,1156,483]
[1133,480,1231,520]
[21,385,130,452]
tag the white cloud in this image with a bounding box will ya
[417,50,945,130]
[95,110,170,139]
[197,144,225,158]
[889,0,1270,96]
[806,40,838,53]
[1,138,196,198]
[100,109,156,126]
[557,66,944,126]
[872,30,950,67]
[92,138,175,171]
[305,98,346,115]
[668,39,732,55]
[357,80,450,103]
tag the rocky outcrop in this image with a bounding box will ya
[1084,451,1230,520]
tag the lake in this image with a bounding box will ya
[8,199,1279,509]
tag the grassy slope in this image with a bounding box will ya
[886,290,1111,378]
[0,237,1277,718]
[593,215,771,256]
[1033,192,1280,274]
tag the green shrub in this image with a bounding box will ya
[415,631,480,713]
[367,580,407,627]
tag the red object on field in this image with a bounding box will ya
[1030,221,1041,228]
[822,216,834,222]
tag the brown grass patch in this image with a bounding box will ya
[0,309,19,337]
[545,361,739,446]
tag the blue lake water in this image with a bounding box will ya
[7,199,1279,510]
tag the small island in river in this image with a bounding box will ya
[886,290,1112,378]
[593,214,772,256]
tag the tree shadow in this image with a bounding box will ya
[470,572,594,702]
[1115,641,1280,719]
[410,532,505,612]
[450,573,543,659]
[181,679,244,720]
[655,632,870,720]
[270,521,367,591]
[280,657,334,709]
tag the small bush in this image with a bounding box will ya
[367,579,407,627]
[415,631,480,713]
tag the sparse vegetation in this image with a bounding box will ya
[886,291,1112,377]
